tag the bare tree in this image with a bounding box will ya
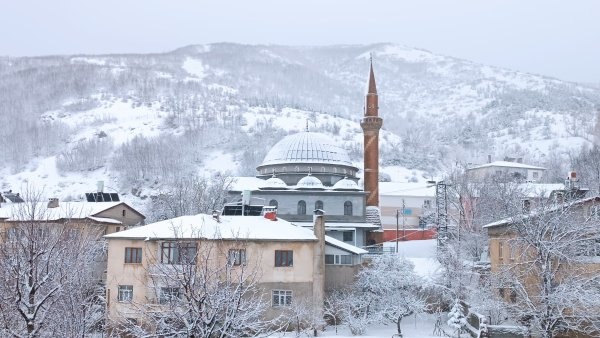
[111,225,275,337]
[149,174,232,222]
[495,200,600,338]
[0,188,105,337]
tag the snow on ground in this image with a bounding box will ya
[381,239,441,281]
[182,58,208,80]
[277,313,441,338]
[202,151,239,175]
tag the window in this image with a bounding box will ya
[343,231,353,242]
[159,287,181,304]
[275,250,293,267]
[423,200,432,209]
[115,226,121,232]
[297,200,306,215]
[272,290,292,307]
[498,242,504,261]
[125,247,142,264]
[269,199,278,208]
[118,285,133,303]
[509,244,516,261]
[509,288,517,303]
[344,201,353,216]
[590,206,600,218]
[533,172,539,179]
[325,254,353,265]
[161,242,197,264]
[522,199,531,213]
[122,209,126,217]
[228,249,247,266]
[315,200,323,210]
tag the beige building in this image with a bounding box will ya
[484,196,600,337]
[104,211,365,331]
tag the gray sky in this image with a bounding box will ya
[2,0,599,83]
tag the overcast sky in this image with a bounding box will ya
[2,0,598,83]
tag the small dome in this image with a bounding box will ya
[332,177,360,191]
[260,132,354,167]
[296,174,324,190]
[261,176,288,190]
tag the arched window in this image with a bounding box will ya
[269,199,278,208]
[297,200,306,215]
[315,200,323,211]
[344,201,353,216]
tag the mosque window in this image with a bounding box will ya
[344,201,353,216]
[297,200,306,215]
[315,200,323,211]
[321,167,325,172]
[282,167,286,172]
[295,166,299,172]
[269,200,278,208]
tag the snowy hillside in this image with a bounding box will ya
[1,43,599,212]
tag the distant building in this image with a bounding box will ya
[378,182,437,242]
[467,160,546,182]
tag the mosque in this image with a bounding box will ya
[227,61,384,248]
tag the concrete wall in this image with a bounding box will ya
[106,237,320,323]
[325,265,360,291]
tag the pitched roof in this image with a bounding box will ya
[482,196,600,229]
[468,161,546,171]
[104,214,318,241]
[0,201,137,221]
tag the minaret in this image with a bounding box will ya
[360,58,383,207]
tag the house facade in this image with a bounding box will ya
[104,211,365,331]
[467,160,546,182]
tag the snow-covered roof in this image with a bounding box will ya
[296,174,325,190]
[332,177,360,191]
[379,182,436,197]
[519,183,566,198]
[468,161,546,171]
[104,214,318,241]
[0,201,127,221]
[482,196,600,229]
[87,216,123,224]
[324,235,368,254]
[259,132,356,168]
[293,222,380,229]
[261,176,288,190]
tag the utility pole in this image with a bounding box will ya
[402,199,406,242]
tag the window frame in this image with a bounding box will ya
[159,287,182,304]
[342,231,354,242]
[124,247,143,264]
[315,200,324,211]
[344,201,353,216]
[118,285,133,303]
[272,290,292,307]
[228,248,247,266]
[161,241,197,265]
[297,200,306,215]
[274,250,293,267]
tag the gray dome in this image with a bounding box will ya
[261,176,288,190]
[296,174,324,190]
[260,132,353,167]
[332,177,360,191]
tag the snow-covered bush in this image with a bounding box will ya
[447,300,467,334]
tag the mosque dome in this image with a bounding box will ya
[260,132,354,167]
[296,174,325,190]
[332,177,360,191]
[260,175,288,190]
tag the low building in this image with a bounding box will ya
[378,182,437,242]
[104,210,365,330]
[467,160,546,182]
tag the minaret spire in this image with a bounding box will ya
[360,58,383,207]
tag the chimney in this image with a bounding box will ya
[487,154,492,163]
[312,209,325,332]
[97,181,104,193]
[47,198,59,208]
[212,210,221,222]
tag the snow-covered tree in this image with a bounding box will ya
[354,254,425,336]
[494,199,600,338]
[110,226,275,337]
[447,300,467,336]
[0,188,105,337]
